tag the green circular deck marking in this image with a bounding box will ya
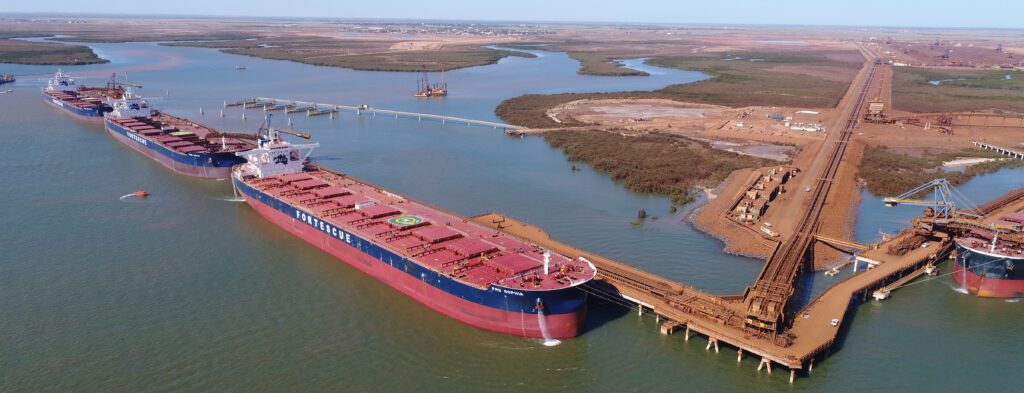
[389,215,424,226]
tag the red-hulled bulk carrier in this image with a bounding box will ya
[231,127,596,339]
[41,69,117,119]
[953,211,1024,298]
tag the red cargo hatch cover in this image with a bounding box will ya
[413,226,462,243]
[278,173,314,183]
[291,179,329,190]
[358,204,401,218]
[312,186,351,199]
[488,253,543,275]
[447,238,498,257]
[330,194,374,208]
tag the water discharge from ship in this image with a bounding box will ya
[535,298,561,347]
[220,186,246,202]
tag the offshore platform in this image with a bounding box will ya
[415,68,448,97]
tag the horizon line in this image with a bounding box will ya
[1,12,1022,31]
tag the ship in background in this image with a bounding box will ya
[231,125,596,338]
[0,73,14,85]
[885,179,1024,298]
[953,212,1024,298]
[41,70,136,119]
[103,88,260,179]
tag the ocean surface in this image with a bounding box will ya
[2,41,1022,392]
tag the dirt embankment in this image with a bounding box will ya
[543,130,769,204]
[691,168,776,258]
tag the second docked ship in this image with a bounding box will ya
[42,69,122,119]
[103,88,256,179]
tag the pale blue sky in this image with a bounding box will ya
[5,0,1022,29]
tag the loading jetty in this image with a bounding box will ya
[472,186,1024,383]
[224,97,520,130]
[478,50,1022,383]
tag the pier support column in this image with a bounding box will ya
[809,359,814,373]
[655,314,660,323]
[637,304,642,317]
[706,338,719,352]
[790,370,795,384]
[684,325,690,341]
[758,358,772,374]
[737,349,743,362]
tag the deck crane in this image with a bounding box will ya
[106,73,143,90]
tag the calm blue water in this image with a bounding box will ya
[2,40,1022,392]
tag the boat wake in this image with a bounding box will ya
[219,196,246,202]
[1005,299,1020,303]
[118,193,146,203]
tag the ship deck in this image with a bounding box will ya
[241,167,595,291]
[956,210,1024,259]
[44,89,107,110]
[108,113,255,155]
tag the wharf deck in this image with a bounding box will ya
[471,212,955,372]
[473,190,1024,376]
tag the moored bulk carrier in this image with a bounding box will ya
[230,126,596,338]
[41,69,117,119]
[103,88,258,179]
[953,212,1024,298]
